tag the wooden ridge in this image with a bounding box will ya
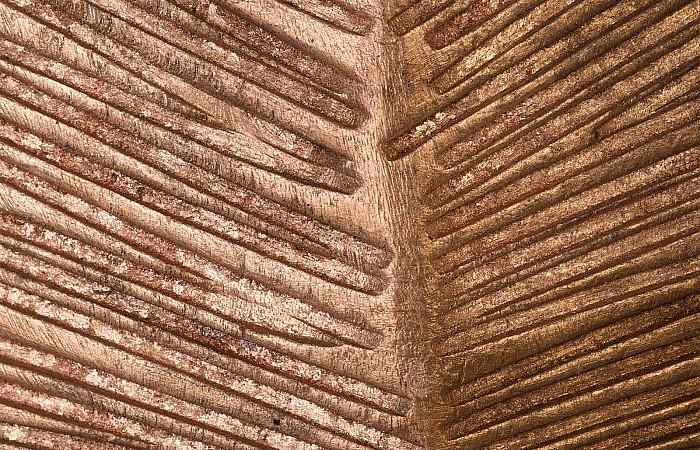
[1,0,699,448]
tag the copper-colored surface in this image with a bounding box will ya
[0,0,699,448]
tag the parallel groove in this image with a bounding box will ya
[0,275,416,448]
[0,263,410,437]
[0,97,386,276]
[425,0,531,50]
[0,215,338,346]
[489,380,700,449]
[0,7,354,181]
[431,172,700,321]
[74,0,364,128]
[0,81,383,295]
[590,408,700,449]
[0,336,333,449]
[0,0,362,178]
[0,361,249,450]
[443,296,700,405]
[0,40,359,193]
[0,378,218,449]
[0,162,384,348]
[0,422,135,450]
[447,333,700,439]
[0,121,349,282]
[0,0,423,447]
[173,0,361,94]
[451,354,700,447]
[430,0,581,84]
[0,402,146,449]
[386,0,700,446]
[0,89,387,294]
[425,24,700,208]
[0,0,388,282]
[0,233,413,429]
[428,71,700,241]
[382,0,698,159]
[433,5,699,168]
[274,0,373,35]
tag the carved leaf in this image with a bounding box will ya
[0,0,698,448]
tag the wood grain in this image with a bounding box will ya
[0,0,699,448]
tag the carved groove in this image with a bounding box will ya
[2,0,699,448]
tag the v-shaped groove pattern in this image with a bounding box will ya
[0,0,699,448]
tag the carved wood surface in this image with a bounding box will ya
[0,0,699,448]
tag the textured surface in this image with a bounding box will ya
[0,0,699,448]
